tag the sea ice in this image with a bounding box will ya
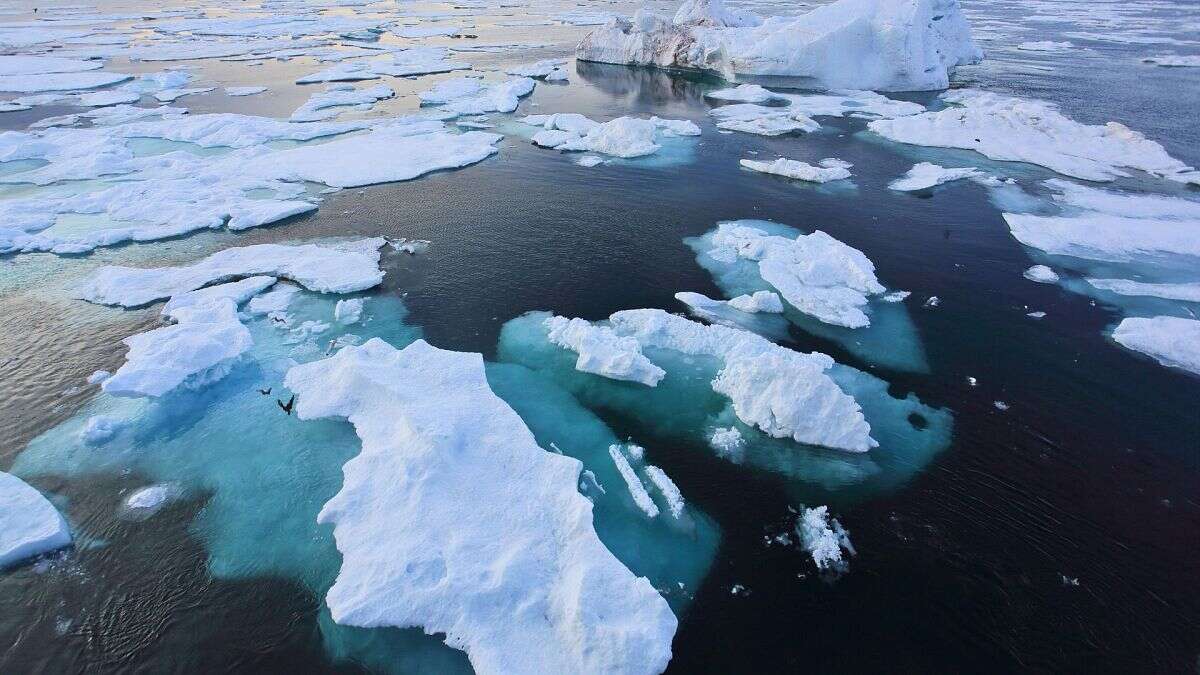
[522,113,700,159]
[225,86,267,96]
[1141,55,1200,67]
[0,71,131,92]
[290,84,394,122]
[577,0,981,91]
[418,77,535,115]
[0,55,104,76]
[1023,265,1060,284]
[796,505,855,572]
[888,162,984,191]
[609,444,660,518]
[285,338,678,674]
[643,465,685,519]
[869,90,1200,185]
[506,59,570,81]
[80,415,122,445]
[740,157,851,183]
[545,315,665,386]
[334,298,365,325]
[0,472,72,569]
[1086,280,1200,303]
[77,240,385,307]
[1111,316,1200,375]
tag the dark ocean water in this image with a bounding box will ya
[2,5,1200,673]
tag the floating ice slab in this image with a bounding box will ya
[161,276,278,320]
[334,298,365,325]
[1003,182,1200,262]
[285,338,677,674]
[609,444,660,518]
[290,84,394,122]
[577,0,981,91]
[0,55,104,76]
[869,90,1200,185]
[418,77,535,115]
[260,127,501,188]
[1086,279,1200,303]
[78,240,385,307]
[709,104,818,136]
[705,222,885,328]
[103,299,254,398]
[741,157,851,183]
[506,59,570,80]
[705,84,784,104]
[0,472,71,569]
[224,86,267,97]
[522,113,699,158]
[0,71,131,92]
[888,162,984,191]
[545,315,665,386]
[296,48,470,83]
[1112,316,1200,375]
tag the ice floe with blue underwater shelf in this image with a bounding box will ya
[683,220,930,373]
[12,259,719,673]
[497,310,952,502]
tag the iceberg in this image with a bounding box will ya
[576,0,981,91]
[740,157,851,183]
[1111,316,1200,376]
[869,90,1200,185]
[284,338,678,674]
[0,472,72,569]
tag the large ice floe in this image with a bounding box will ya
[499,309,952,498]
[869,90,1200,185]
[0,113,501,255]
[740,157,851,183]
[576,0,981,91]
[284,338,677,674]
[16,283,716,671]
[1111,317,1200,376]
[519,112,700,160]
[76,240,385,398]
[684,221,928,372]
[0,472,72,569]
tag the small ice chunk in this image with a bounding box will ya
[80,415,122,445]
[705,84,784,104]
[0,472,72,568]
[334,298,365,325]
[709,426,745,461]
[123,483,180,514]
[1023,265,1060,284]
[797,506,855,571]
[727,291,784,313]
[608,444,660,518]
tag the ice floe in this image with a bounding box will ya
[522,113,700,159]
[1086,279,1200,303]
[0,70,131,92]
[225,86,267,96]
[708,88,921,136]
[284,338,678,674]
[0,55,104,76]
[419,76,535,115]
[334,298,365,325]
[577,0,981,91]
[869,90,1200,185]
[741,157,851,183]
[290,83,394,122]
[0,472,72,569]
[78,240,385,307]
[296,48,470,83]
[1112,316,1200,376]
[888,162,985,191]
[1023,265,1060,284]
[506,59,570,81]
[609,443,660,518]
[545,315,665,386]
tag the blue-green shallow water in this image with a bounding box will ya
[2,18,1200,675]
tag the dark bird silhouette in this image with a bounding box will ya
[258,387,271,396]
[271,316,287,323]
[277,395,295,415]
